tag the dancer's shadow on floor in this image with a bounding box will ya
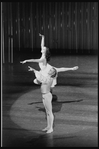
[35,95,83,113]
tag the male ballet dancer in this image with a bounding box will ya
[28,65,78,133]
[28,66,57,133]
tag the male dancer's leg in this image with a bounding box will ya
[44,93,54,133]
[42,98,50,131]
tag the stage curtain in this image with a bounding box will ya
[2,2,98,63]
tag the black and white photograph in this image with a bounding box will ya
[1,2,98,147]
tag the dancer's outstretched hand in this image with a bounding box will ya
[72,66,79,70]
[20,60,26,64]
[39,33,44,37]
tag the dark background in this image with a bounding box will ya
[1,2,98,64]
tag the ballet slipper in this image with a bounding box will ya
[42,127,50,131]
[46,128,53,134]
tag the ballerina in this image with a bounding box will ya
[20,33,57,87]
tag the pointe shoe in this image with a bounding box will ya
[46,128,53,134]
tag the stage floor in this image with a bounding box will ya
[2,55,98,147]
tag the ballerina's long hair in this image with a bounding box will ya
[45,47,51,62]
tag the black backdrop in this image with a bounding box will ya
[1,2,98,63]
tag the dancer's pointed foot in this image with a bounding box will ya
[46,128,53,134]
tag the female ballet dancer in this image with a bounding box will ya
[28,65,78,133]
[20,33,57,95]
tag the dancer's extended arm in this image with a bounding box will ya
[39,33,45,49]
[20,57,45,64]
[20,34,45,64]
[55,66,78,73]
